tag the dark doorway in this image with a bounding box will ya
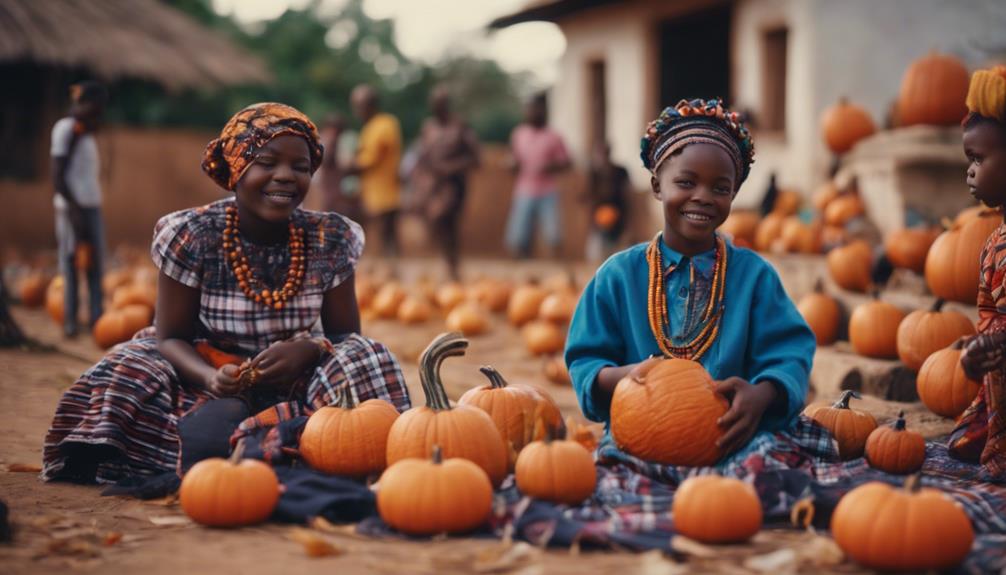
[586,59,607,151]
[762,27,788,132]
[658,6,732,107]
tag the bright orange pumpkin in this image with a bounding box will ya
[917,348,981,418]
[754,212,786,252]
[849,295,906,359]
[92,304,153,349]
[897,51,970,127]
[864,411,926,474]
[522,319,565,356]
[300,393,400,477]
[538,291,577,324]
[179,444,280,527]
[508,284,548,326]
[435,282,467,311]
[823,194,865,227]
[371,282,406,319]
[515,425,596,505]
[884,227,940,274]
[925,209,1002,304]
[672,476,762,543]
[797,279,842,346]
[593,204,620,231]
[827,240,873,293]
[445,301,490,336]
[821,97,876,154]
[803,390,877,460]
[397,294,433,324]
[895,298,975,371]
[718,210,760,247]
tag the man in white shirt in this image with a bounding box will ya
[51,81,107,337]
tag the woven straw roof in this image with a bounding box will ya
[0,0,270,90]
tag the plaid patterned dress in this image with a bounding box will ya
[43,198,409,483]
[950,223,1006,477]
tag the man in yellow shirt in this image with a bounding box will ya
[345,84,402,259]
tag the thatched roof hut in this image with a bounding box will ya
[0,0,270,90]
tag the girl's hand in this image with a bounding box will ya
[250,340,321,386]
[714,377,778,455]
[206,364,243,396]
[959,333,1006,381]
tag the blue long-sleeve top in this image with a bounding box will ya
[564,235,815,433]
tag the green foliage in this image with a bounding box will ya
[107,0,525,142]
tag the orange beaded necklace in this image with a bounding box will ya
[224,204,306,310]
[645,232,727,360]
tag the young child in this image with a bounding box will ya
[565,99,820,471]
[949,66,1006,478]
[43,103,410,483]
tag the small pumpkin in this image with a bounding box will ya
[468,278,511,313]
[718,210,760,247]
[611,357,727,466]
[754,212,786,252]
[18,273,49,308]
[917,348,981,418]
[823,194,865,227]
[849,293,906,359]
[445,301,490,336]
[45,276,64,324]
[435,282,468,311]
[672,476,762,543]
[179,442,280,527]
[539,291,577,324]
[385,333,508,487]
[508,284,548,327]
[821,97,876,154]
[377,445,493,536]
[92,304,153,349]
[897,51,970,127]
[458,366,564,470]
[372,282,407,319]
[515,425,596,506]
[102,268,135,294]
[896,298,975,371]
[543,356,571,385]
[803,390,877,460]
[925,209,1002,304]
[397,294,433,324]
[111,283,157,311]
[797,279,841,346]
[300,391,400,478]
[827,240,873,293]
[831,475,974,571]
[772,189,802,216]
[522,319,565,356]
[778,217,819,254]
[885,227,939,274]
[812,181,840,213]
[593,204,620,231]
[865,411,926,474]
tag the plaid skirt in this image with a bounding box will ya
[42,328,409,483]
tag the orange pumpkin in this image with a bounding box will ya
[778,217,819,254]
[445,301,490,336]
[111,283,156,311]
[718,210,760,247]
[45,276,65,324]
[92,304,153,349]
[377,446,493,536]
[865,411,926,474]
[797,279,842,346]
[803,390,877,460]
[385,333,508,487]
[754,212,786,252]
[917,348,981,418]
[522,319,565,356]
[397,294,433,324]
[827,240,873,293]
[672,476,762,543]
[17,273,49,308]
[897,51,970,127]
[515,427,596,506]
[543,356,571,385]
[772,189,802,216]
[539,291,577,324]
[823,194,865,227]
[508,284,548,326]
[831,475,974,571]
[468,278,511,313]
[955,204,986,227]
[102,268,135,294]
[458,366,564,470]
[435,282,468,311]
[593,204,620,231]
[812,181,840,213]
[372,283,406,319]
[821,97,876,154]
[179,444,280,527]
[896,298,975,371]
[300,392,400,478]
[884,227,940,274]
[611,358,727,466]
[850,294,906,359]
[925,209,1002,304]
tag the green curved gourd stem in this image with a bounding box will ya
[479,365,509,389]
[833,389,859,410]
[893,410,907,431]
[418,332,469,410]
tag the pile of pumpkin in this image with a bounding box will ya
[16,262,159,349]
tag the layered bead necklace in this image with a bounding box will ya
[224,205,306,310]
[645,232,728,361]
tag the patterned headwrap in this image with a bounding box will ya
[640,99,754,188]
[965,66,1006,123]
[202,102,324,191]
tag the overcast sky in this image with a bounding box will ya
[210,0,566,85]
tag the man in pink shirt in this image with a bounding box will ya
[506,93,571,258]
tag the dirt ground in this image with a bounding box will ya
[0,259,956,574]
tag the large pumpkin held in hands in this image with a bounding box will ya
[385,332,508,487]
[831,475,974,571]
[821,97,876,154]
[672,475,762,543]
[515,423,596,506]
[925,208,1001,304]
[797,279,842,346]
[179,442,280,527]
[611,357,727,466]
[377,445,493,536]
[299,391,400,478]
[895,298,974,371]
[897,51,970,127]
[864,411,926,474]
[917,348,981,418]
[803,390,877,460]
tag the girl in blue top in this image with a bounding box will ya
[566,99,828,475]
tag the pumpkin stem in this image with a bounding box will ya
[869,287,881,300]
[418,332,468,410]
[335,384,358,409]
[790,497,816,530]
[833,390,860,409]
[813,278,825,294]
[479,365,509,389]
[931,298,946,312]
[431,444,443,465]
[893,410,907,431]
[904,473,922,493]
[229,439,246,464]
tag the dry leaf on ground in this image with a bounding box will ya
[288,528,343,558]
[6,463,42,473]
[147,515,192,527]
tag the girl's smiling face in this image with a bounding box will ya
[964,120,1006,209]
[652,142,736,255]
[234,135,312,223]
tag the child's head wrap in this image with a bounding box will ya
[202,102,324,191]
[965,66,1006,123]
[640,98,754,188]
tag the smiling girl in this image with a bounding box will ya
[565,99,828,473]
[42,103,410,483]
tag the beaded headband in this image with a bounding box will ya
[965,66,1006,122]
[640,99,754,186]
